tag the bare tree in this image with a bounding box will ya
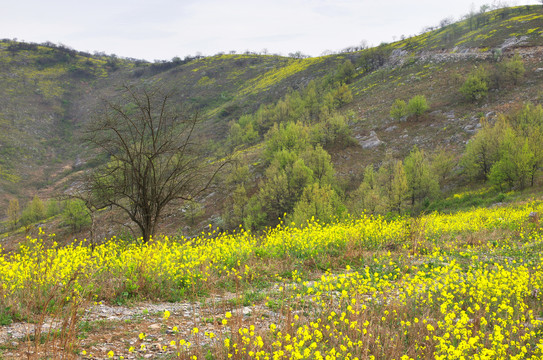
[84,84,227,243]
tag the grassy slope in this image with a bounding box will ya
[2,7,543,358]
[1,5,543,236]
[0,41,138,205]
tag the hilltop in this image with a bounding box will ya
[1,5,543,242]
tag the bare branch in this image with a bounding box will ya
[83,84,230,242]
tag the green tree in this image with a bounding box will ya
[7,199,19,229]
[460,68,489,102]
[501,53,525,85]
[264,122,310,161]
[62,199,91,232]
[290,183,344,226]
[223,163,251,230]
[227,164,250,185]
[228,122,244,147]
[431,149,456,185]
[512,103,543,186]
[461,118,504,181]
[489,126,534,190]
[46,199,61,218]
[377,153,408,214]
[259,152,314,222]
[242,196,267,231]
[336,60,355,83]
[350,165,382,215]
[31,195,45,220]
[228,115,260,148]
[303,80,320,121]
[229,184,249,228]
[390,99,408,122]
[21,195,46,225]
[317,113,353,148]
[301,145,335,186]
[332,83,353,107]
[404,146,439,208]
[407,95,429,120]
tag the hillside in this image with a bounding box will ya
[2,5,543,359]
[1,5,543,242]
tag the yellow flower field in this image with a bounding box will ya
[1,200,543,359]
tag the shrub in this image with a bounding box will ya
[501,53,525,85]
[407,95,429,120]
[460,74,488,102]
[390,99,408,121]
[62,199,91,232]
[290,183,344,226]
[20,196,46,226]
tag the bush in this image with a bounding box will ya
[407,95,429,120]
[290,183,345,226]
[20,196,46,226]
[501,53,525,86]
[62,199,91,232]
[390,99,408,121]
[460,74,488,102]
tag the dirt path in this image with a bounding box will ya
[0,293,284,359]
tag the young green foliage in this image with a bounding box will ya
[500,52,525,86]
[290,183,344,226]
[7,198,20,229]
[404,146,440,209]
[62,198,91,232]
[460,67,489,102]
[377,152,409,214]
[407,95,429,120]
[390,99,408,122]
[462,118,504,181]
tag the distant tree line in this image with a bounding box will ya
[0,39,148,67]
[6,196,90,232]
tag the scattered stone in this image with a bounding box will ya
[500,36,528,50]
[463,124,477,133]
[385,125,398,132]
[356,131,383,149]
[242,307,252,316]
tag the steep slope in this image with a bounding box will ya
[0,41,138,205]
[1,4,543,240]
[0,43,341,209]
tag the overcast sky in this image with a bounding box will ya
[0,0,540,61]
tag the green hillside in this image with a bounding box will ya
[3,5,543,359]
[1,5,543,241]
